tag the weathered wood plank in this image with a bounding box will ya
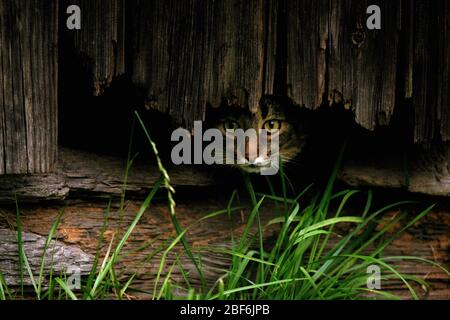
[0,148,214,203]
[0,0,58,174]
[60,0,125,95]
[1,142,449,203]
[402,0,414,99]
[440,1,450,142]
[0,24,5,174]
[129,0,266,127]
[0,229,93,287]
[205,0,266,114]
[285,0,401,128]
[127,0,448,140]
[286,0,329,109]
[0,0,28,173]
[411,0,450,143]
[55,0,448,142]
[263,0,278,96]
[328,0,400,129]
[339,143,450,197]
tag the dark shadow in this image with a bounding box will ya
[58,29,175,165]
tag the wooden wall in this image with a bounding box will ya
[1,0,449,174]
[286,0,401,128]
[285,0,449,142]
[128,0,267,127]
[71,0,449,140]
[410,0,450,143]
[0,0,58,174]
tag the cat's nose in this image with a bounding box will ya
[247,156,265,167]
[245,142,259,162]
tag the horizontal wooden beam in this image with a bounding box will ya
[339,143,450,197]
[1,142,449,203]
[0,148,214,203]
[0,229,93,287]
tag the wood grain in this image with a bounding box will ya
[286,0,329,109]
[1,143,450,203]
[0,148,214,203]
[410,0,450,143]
[56,1,450,142]
[0,0,58,174]
[340,143,450,197]
[328,0,400,129]
[0,229,93,287]
[0,199,448,299]
[129,0,266,127]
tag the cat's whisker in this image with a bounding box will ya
[280,156,302,165]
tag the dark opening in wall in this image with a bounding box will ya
[58,34,175,166]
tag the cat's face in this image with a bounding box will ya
[206,95,308,173]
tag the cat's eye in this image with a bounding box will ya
[263,120,281,132]
[223,120,240,130]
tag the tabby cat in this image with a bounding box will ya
[206,95,310,174]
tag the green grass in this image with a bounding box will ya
[0,112,448,300]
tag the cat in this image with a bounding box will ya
[205,95,310,174]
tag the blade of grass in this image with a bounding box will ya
[84,200,111,299]
[37,210,64,298]
[135,111,207,289]
[0,272,11,300]
[15,197,24,297]
[54,278,78,300]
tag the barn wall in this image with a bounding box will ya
[285,0,449,142]
[0,0,58,174]
[285,0,329,110]
[327,0,400,129]
[66,0,448,142]
[410,0,450,143]
[0,0,447,176]
[128,0,267,127]
[285,0,400,129]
